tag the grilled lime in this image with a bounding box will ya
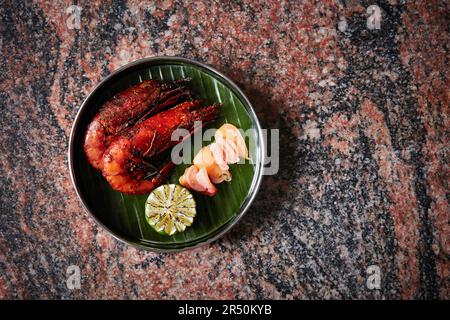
[145,184,196,236]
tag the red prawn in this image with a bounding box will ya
[84,79,191,170]
[102,100,219,194]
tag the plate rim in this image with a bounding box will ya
[68,56,265,252]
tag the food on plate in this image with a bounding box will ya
[179,123,248,196]
[211,139,239,165]
[102,100,219,194]
[145,184,196,235]
[209,142,229,170]
[83,79,249,202]
[179,166,218,196]
[196,167,218,196]
[215,123,249,159]
[84,79,192,170]
[192,146,231,183]
[80,75,255,237]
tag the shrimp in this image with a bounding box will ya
[84,79,192,170]
[102,101,219,194]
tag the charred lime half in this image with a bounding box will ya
[145,184,197,236]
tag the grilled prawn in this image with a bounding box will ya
[102,100,219,194]
[84,79,191,170]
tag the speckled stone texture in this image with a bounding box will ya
[0,0,448,299]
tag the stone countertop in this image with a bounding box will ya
[0,1,448,299]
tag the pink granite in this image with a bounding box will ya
[0,0,448,299]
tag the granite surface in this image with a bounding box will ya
[0,0,448,299]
